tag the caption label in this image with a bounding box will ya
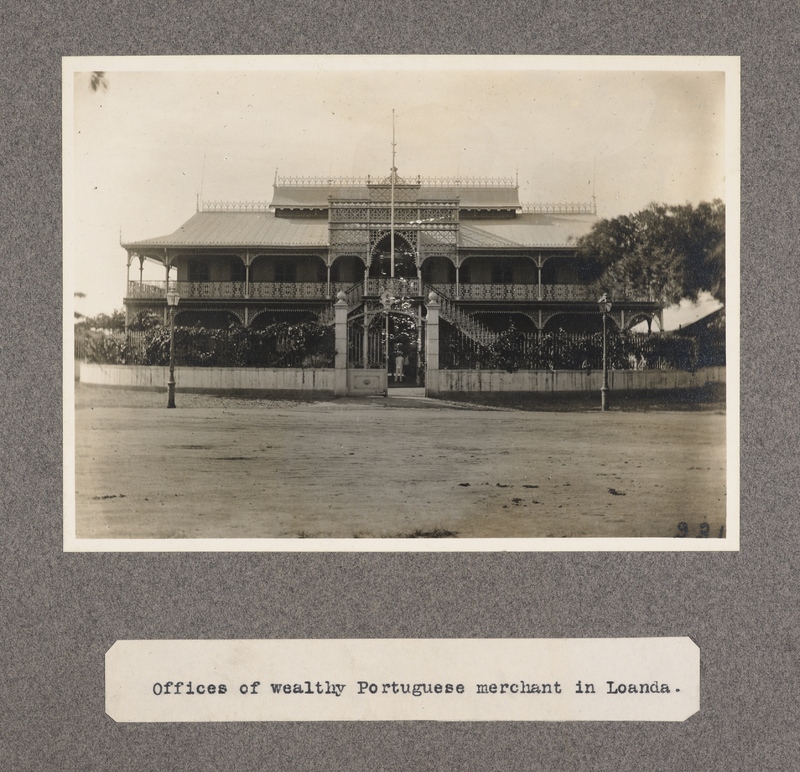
[106,638,699,722]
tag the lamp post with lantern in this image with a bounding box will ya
[166,289,180,408]
[380,291,396,397]
[598,294,612,411]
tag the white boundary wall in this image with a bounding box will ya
[81,363,724,394]
[80,364,334,391]
[436,366,725,393]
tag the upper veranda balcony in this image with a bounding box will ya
[126,279,656,304]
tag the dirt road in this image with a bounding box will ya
[72,386,726,541]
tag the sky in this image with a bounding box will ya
[66,56,733,327]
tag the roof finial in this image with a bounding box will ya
[274,167,278,186]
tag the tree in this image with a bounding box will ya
[577,200,725,305]
[76,308,126,331]
[90,71,108,92]
[74,291,86,321]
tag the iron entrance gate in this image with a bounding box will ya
[346,308,425,396]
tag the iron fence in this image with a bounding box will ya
[439,321,725,373]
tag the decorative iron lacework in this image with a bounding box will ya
[330,202,458,223]
[248,282,329,300]
[329,207,370,222]
[519,202,596,215]
[200,200,271,212]
[418,176,516,187]
[367,228,420,253]
[275,174,516,188]
[367,186,423,203]
[127,280,168,298]
[275,176,369,187]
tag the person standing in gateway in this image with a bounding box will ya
[394,350,405,383]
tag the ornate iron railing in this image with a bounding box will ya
[424,283,497,347]
[128,280,652,305]
[276,176,368,187]
[428,283,653,303]
[364,277,421,298]
[318,282,364,325]
[248,282,327,300]
[200,200,271,212]
[128,280,334,301]
[419,176,516,187]
[519,202,596,215]
[430,283,541,301]
[127,280,168,298]
[274,175,516,188]
[179,281,248,299]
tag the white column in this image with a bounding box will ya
[537,261,542,301]
[334,292,348,397]
[425,292,440,397]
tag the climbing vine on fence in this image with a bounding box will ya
[80,321,335,368]
[439,321,721,373]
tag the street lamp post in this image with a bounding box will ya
[166,289,180,408]
[598,294,612,411]
[380,291,395,397]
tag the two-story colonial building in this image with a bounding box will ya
[122,172,662,344]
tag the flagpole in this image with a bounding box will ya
[390,109,396,279]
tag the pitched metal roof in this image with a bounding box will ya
[123,211,329,249]
[459,213,597,249]
[123,210,596,252]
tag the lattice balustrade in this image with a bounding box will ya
[364,277,421,298]
[248,282,329,300]
[456,284,540,301]
[127,280,167,298]
[540,284,595,301]
[170,281,247,299]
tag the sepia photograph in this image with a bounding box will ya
[63,55,739,550]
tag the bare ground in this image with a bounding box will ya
[73,385,726,540]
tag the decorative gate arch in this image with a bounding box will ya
[346,303,425,396]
